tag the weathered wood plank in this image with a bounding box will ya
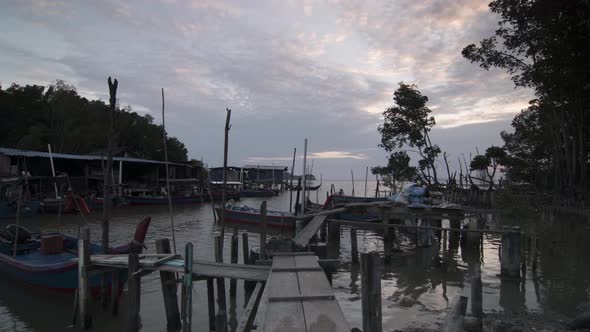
[294,215,328,248]
[88,256,270,281]
[236,282,264,332]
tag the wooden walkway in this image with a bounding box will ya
[255,252,350,332]
[87,254,270,281]
[293,215,327,248]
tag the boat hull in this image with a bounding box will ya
[219,208,296,229]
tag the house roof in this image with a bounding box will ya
[0,147,189,167]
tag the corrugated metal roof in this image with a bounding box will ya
[0,147,189,167]
[242,165,287,170]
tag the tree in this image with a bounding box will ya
[0,81,190,162]
[372,151,417,191]
[462,0,590,200]
[470,146,507,189]
[378,82,441,186]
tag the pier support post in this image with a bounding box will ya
[214,236,228,332]
[328,220,340,242]
[230,228,239,298]
[181,243,194,332]
[127,250,140,332]
[501,226,522,278]
[350,228,359,264]
[361,252,382,332]
[156,238,181,330]
[78,228,91,329]
[207,278,216,331]
[259,201,267,260]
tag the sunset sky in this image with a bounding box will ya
[1,0,532,179]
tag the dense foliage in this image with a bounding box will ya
[463,0,590,201]
[375,83,442,188]
[0,80,188,161]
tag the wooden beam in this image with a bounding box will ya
[156,239,181,330]
[235,282,264,332]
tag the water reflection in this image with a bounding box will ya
[0,183,589,331]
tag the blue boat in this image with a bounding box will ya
[0,200,41,219]
[0,217,151,293]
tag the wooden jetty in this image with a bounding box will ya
[255,252,350,332]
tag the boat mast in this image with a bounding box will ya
[289,147,296,213]
[301,138,307,213]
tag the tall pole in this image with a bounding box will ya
[103,77,117,254]
[364,166,369,198]
[162,88,177,253]
[301,139,307,213]
[289,147,296,213]
[351,169,355,197]
[220,109,232,242]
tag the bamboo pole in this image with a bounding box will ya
[12,184,23,256]
[289,147,296,213]
[351,169,355,197]
[364,166,368,198]
[161,88,177,253]
[220,109,232,242]
[301,139,307,212]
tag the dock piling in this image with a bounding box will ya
[155,238,181,330]
[78,227,91,329]
[230,228,239,298]
[181,243,194,332]
[501,226,522,278]
[214,236,228,332]
[207,278,216,331]
[126,251,140,332]
[350,228,359,264]
[361,252,382,332]
[259,201,267,260]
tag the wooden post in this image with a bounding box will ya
[442,229,448,270]
[207,278,216,331]
[181,243,194,332]
[532,237,539,272]
[230,228,239,298]
[156,239,181,330]
[294,178,302,215]
[328,220,340,242]
[501,226,522,278]
[361,252,382,332]
[219,108,232,242]
[78,228,91,329]
[161,88,178,254]
[259,201,267,260]
[350,228,359,264]
[442,296,468,332]
[288,147,296,213]
[110,270,120,315]
[214,236,228,332]
[127,251,140,332]
[242,232,249,264]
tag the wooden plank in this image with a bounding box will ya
[156,239,181,330]
[294,208,347,220]
[293,215,327,247]
[147,254,181,267]
[236,282,264,332]
[262,270,306,332]
[88,256,270,282]
[268,294,335,302]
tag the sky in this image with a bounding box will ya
[1,0,533,180]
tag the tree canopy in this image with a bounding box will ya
[463,0,590,200]
[0,80,188,161]
[376,83,442,188]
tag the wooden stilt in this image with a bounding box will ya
[361,252,382,332]
[110,270,120,315]
[78,228,91,329]
[181,243,194,332]
[156,238,181,330]
[501,226,522,278]
[214,236,228,332]
[259,201,267,260]
[207,278,216,331]
[350,228,359,264]
[230,228,239,298]
[127,251,140,332]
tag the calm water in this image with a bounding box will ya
[1,180,589,331]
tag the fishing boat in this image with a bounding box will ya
[287,182,322,191]
[218,205,296,229]
[0,200,42,219]
[124,188,206,205]
[0,217,151,293]
[239,188,278,197]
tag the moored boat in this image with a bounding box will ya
[0,217,151,292]
[218,205,296,229]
